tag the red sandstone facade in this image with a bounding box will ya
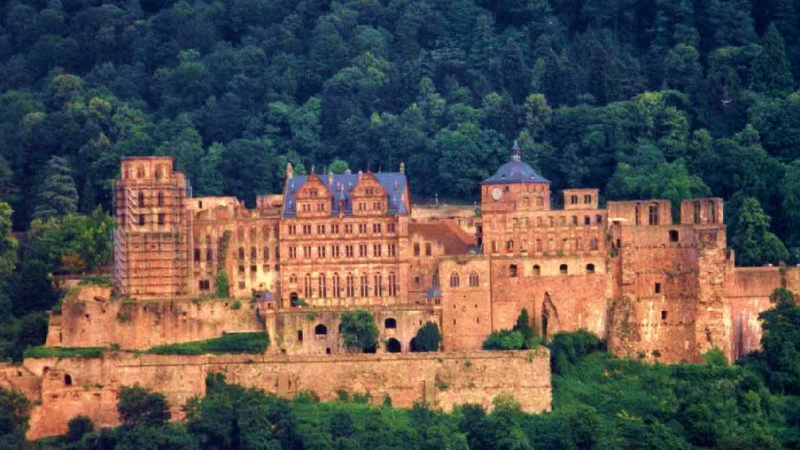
[101,150,791,362]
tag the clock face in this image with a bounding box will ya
[492,188,502,200]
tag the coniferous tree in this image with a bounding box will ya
[33,156,77,220]
[730,197,788,266]
[752,24,795,94]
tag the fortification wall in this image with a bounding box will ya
[49,288,264,350]
[22,349,551,440]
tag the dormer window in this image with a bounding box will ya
[365,188,375,195]
[571,195,578,205]
[309,189,318,197]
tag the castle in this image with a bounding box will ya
[2,144,795,439]
[95,143,789,362]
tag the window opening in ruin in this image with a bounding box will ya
[506,240,514,251]
[298,330,303,342]
[571,195,578,205]
[425,242,432,256]
[414,243,420,256]
[649,204,659,225]
[669,230,679,242]
[693,202,701,224]
[709,201,717,224]
[64,374,72,386]
[315,324,327,336]
[158,213,165,225]
[199,280,209,290]
[586,264,595,273]
[560,264,568,274]
[584,195,591,204]
[138,214,145,225]
[290,292,299,305]
[661,311,667,321]
[584,216,591,225]
[326,348,331,354]
[533,265,541,276]
[509,264,518,277]
[572,216,578,225]
[194,249,201,262]
[590,237,599,250]
[386,338,401,353]
[635,203,641,225]
[655,283,662,294]
[385,318,397,329]
[450,272,460,287]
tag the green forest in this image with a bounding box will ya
[2,288,800,448]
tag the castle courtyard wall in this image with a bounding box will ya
[21,349,551,440]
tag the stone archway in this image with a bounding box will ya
[386,338,401,353]
[542,293,560,340]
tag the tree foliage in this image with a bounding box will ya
[412,321,441,352]
[117,385,171,428]
[339,309,378,353]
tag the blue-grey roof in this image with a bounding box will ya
[282,172,409,217]
[482,156,550,184]
[427,288,441,298]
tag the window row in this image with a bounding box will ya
[512,214,603,228]
[447,272,481,288]
[287,222,396,236]
[194,247,280,262]
[490,237,599,253]
[136,213,167,226]
[136,191,167,207]
[287,243,397,260]
[235,225,279,241]
[288,273,400,298]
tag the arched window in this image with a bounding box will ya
[304,274,313,298]
[206,248,213,261]
[138,191,145,207]
[288,274,297,283]
[533,265,541,276]
[469,272,480,287]
[157,192,164,206]
[263,248,270,261]
[449,272,460,288]
[250,247,257,259]
[346,273,355,297]
[136,165,145,178]
[315,324,327,336]
[432,272,439,287]
[385,318,397,329]
[590,237,599,250]
[560,264,568,275]
[155,166,163,180]
[509,264,518,277]
[333,273,341,297]
[238,247,245,260]
[586,264,595,273]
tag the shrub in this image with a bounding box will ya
[23,346,105,358]
[548,330,604,374]
[117,385,171,427]
[412,322,441,352]
[340,310,378,352]
[148,333,269,355]
[482,329,525,350]
[116,311,132,322]
[77,275,112,287]
[65,415,94,442]
[231,300,241,310]
[215,271,230,298]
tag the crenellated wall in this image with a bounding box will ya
[21,349,552,440]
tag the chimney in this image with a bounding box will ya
[358,170,363,181]
[328,171,334,185]
[286,162,293,180]
[399,162,405,174]
[345,169,352,174]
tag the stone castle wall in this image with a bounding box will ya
[20,349,551,440]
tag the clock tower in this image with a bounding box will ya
[480,142,550,253]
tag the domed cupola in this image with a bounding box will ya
[482,141,549,185]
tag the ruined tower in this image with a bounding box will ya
[114,157,189,298]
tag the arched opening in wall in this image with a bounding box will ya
[586,264,595,273]
[386,338,401,353]
[533,265,541,276]
[509,264,518,277]
[542,293,560,340]
[315,324,328,337]
[559,264,568,275]
[289,292,299,306]
[669,230,679,242]
[384,318,397,329]
[64,374,72,386]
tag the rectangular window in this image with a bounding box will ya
[345,224,353,234]
[373,223,381,233]
[374,273,383,296]
[319,276,327,298]
[199,280,210,290]
[360,275,369,297]
[317,246,326,258]
[387,223,396,233]
[388,273,398,296]
[288,225,296,235]
[238,265,245,274]
[138,214,146,225]
[414,243,420,256]
[289,247,297,259]
[346,276,355,297]
[373,244,381,257]
[317,224,325,234]
[332,246,340,258]
[158,213,165,225]
[331,224,340,234]
[250,265,257,273]
[194,249,201,262]
[358,223,367,233]
[425,243,432,256]
[655,283,662,294]
[649,204,659,225]
[387,244,396,257]
[238,282,245,290]
[302,225,312,235]
[359,244,367,257]
[345,245,354,258]
[303,246,312,258]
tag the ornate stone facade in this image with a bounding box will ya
[102,150,792,362]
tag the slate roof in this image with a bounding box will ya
[282,172,409,217]
[482,155,550,184]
